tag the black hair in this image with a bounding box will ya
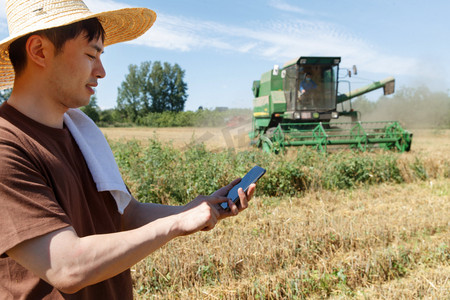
[9,18,105,76]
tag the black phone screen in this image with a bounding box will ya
[220,165,266,210]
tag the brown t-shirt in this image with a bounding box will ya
[0,103,133,299]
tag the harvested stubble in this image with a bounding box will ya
[132,179,449,299]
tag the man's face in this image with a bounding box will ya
[47,32,105,109]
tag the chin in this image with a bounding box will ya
[82,99,91,107]
[69,99,90,109]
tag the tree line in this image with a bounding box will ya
[80,60,251,127]
[116,61,187,122]
[1,61,449,129]
[83,96,250,128]
[82,82,450,129]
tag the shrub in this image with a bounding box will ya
[109,139,448,205]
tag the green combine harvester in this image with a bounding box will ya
[250,56,413,153]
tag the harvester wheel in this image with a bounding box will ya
[262,140,272,153]
[260,135,275,153]
[264,127,276,138]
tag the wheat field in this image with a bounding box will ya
[102,126,448,154]
[101,123,253,151]
[102,126,449,299]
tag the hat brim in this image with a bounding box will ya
[0,7,156,90]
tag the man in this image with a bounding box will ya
[299,72,317,95]
[0,1,256,299]
[298,72,318,107]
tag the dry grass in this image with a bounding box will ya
[101,126,449,150]
[101,123,253,152]
[131,179,449,299]
[355,265,450,299]
[103,127,449,298]
[408,129,450,158]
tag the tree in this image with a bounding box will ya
[149,61,187,113]
[0,89,12,104]
[116,62,151,122]
[117,61,188,122]
[80,94,100,123]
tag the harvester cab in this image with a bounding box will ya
[282,57,342,122]
[250,56,412,153]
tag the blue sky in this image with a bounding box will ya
[1,0,449,111]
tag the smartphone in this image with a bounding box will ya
[220,165,266,210]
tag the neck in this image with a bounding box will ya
[8,75,68,129]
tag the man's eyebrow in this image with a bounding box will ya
[90,44,105,54]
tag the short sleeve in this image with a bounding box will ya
[0,140,71,255]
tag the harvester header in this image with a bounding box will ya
[250,56,412,153]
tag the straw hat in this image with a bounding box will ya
[0,0,157,90]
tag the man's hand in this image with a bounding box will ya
[211,177,256,216]
[6,179,256,293]
[176,178,256,235]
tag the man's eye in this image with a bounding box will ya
[86,54,96,59]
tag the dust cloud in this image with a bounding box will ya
[348,86,450,129]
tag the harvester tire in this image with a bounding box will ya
[260,135,273,153]
[264,127,276,138]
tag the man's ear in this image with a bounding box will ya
[25,35,52,68]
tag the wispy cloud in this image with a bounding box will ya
[0,0,5,18]
[85,0,131,12]
[267,0,313,16]
[0,0,417,77]
[0,0,6,34]
[133,12,416,76]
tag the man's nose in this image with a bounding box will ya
[95,59,106,79]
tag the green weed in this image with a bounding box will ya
[110,139,448,205]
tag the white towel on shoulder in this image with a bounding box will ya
[63,108,131,214]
